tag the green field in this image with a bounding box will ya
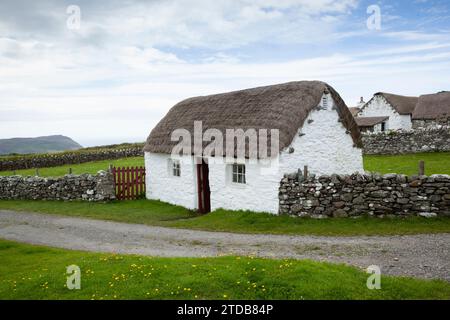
[363,152,450,175]
[0,239,448,300]
[0,157,144,177]
[1,152,449,177]
[1,199,449,236]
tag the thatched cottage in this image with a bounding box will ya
[355,92,418,132]
[144,81,363,214]
[354,91,450,132]
[412,91,450,129]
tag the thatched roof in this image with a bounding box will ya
[144,81,362,158]
[355,116,388,127]
[349,107,360,117]
[412,91,450,120]
[374,92,418,115]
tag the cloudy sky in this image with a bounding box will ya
[1,0,450,146]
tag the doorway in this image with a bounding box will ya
[196,159,211,213]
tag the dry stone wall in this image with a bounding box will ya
[362,127,450,155]
[412,119,450,130]
[279,172,450,218]
[0,146,143,171]
[0,171,115,201]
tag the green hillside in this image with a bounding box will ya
[0,135,82,155]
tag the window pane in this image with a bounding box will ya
[231,164,246,184]
[173,160,180,176]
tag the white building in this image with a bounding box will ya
[143,81,364,214]
[356,92,418,132]
[412,91,450,129]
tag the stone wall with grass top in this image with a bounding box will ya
[362,127,450,155]
[0,170,115,201]
[279,172,450,218]
[0,144,144,171]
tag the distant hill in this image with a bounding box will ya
[0,135,82,155]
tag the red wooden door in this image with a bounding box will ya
[196,159,211,213]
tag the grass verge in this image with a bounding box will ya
[0,199,449,236]
[0,239,449,300]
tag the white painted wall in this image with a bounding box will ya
[208,159,281,213]
[372,122,383,133]
[358,95,412,130]
[278,93,363,177]
[145,93,364,214]
[145,153,198,210]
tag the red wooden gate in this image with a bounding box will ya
[111,166,146,200]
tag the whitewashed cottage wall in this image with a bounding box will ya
[359,95,412,130]
[145,153,198,210]
[370,122,384,133]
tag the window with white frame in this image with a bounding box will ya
[322,96,328,109]
[172,160,180,177]
[232,164,246,184]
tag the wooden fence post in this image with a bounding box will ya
[68,168,72,174]
[418,160,425,176]
[304,165,308,179]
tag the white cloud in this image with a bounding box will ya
[118,46,184,69]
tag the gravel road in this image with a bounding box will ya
[0,210,448,281]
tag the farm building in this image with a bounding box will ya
[348,97,366,117]
[355,92,418,132]
[349,107,360,117]
[412,91,450,129]
[143,81,364,214]
[354,116,389,133]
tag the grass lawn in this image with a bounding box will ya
[0,156,144,177]
[364,152,450,175]
[0,199,449,236]
[0,239,449,300]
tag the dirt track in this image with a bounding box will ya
[0,210,448,281]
